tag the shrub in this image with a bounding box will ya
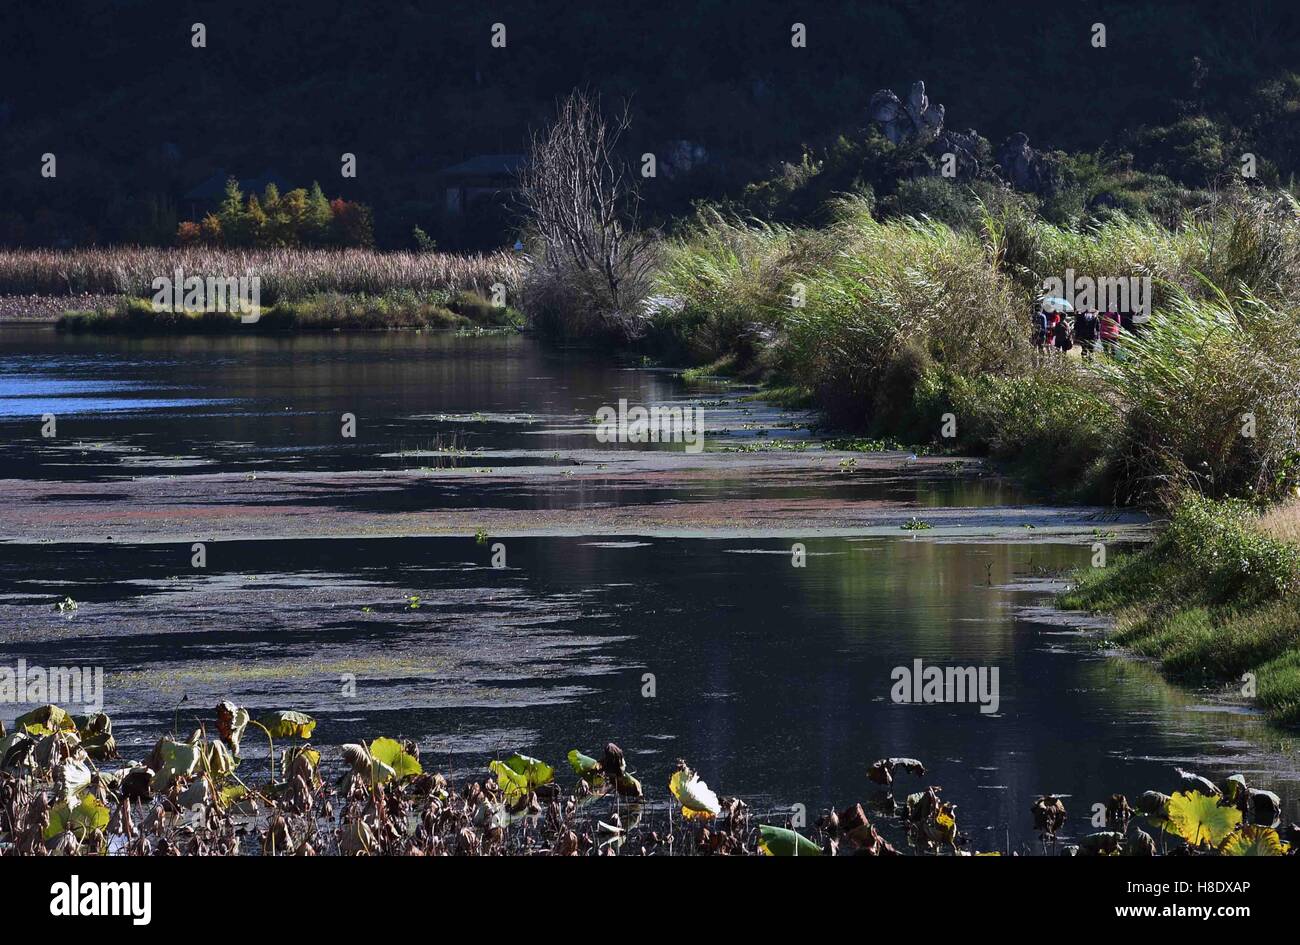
[1133,116,1229,189]
[944,367,1114,492]
[880,177,982,229]
[1162,494,1300,602]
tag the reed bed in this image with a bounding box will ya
[989,188,1300,308]
[0,247,525,303]
[653,189,1300,503]
[1259,497,1300,545]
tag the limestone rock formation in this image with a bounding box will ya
[932,127,984,179]
[995,132,1062,195]
[869,81,944,145]
[868,81,1063,195]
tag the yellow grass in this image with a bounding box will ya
[1257,496,1300,545]
[0,247,525,302]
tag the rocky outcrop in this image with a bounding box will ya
[995,132,1062,196]
[933,127,984,179]
[869,82,981,178]
[869,81,944,145]
[868,81,1066,196]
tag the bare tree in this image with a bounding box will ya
[518,90,656,336]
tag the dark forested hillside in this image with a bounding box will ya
[3,0,1300,247]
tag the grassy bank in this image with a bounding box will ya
[1062,495,1300,725]
[57,290,521,333]
[636,188,1300,505]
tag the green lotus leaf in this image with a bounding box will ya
[44,795,110,841]
[151,738,201,791]
[566,748,608,789]
[490,753,554,803]
[567,749,599,777]
[15,704,76,736]
[369,737,422,781]
[1219,825,1290,856]
[255,710,316,739]
[758,824,822,856]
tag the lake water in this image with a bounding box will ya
[1,326,1296,850]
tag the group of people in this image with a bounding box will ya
[1033,307,1125,358]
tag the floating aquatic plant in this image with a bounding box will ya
[0,702,1292,857]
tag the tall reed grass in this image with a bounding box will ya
[656,198,1028,427]
[1095,288,1300,503]
[655,188,1300,502]
[652,208,821,364]
[0,247,524,303]
[783,197,1027,427]
[986,187,1300,309]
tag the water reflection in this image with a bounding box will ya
[0,328,814,479]
[0,535,1293,848]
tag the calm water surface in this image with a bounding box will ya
[0,328,813,480]
[1,327,1295,849]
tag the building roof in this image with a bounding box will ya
[438,154,527,179]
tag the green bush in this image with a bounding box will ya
[944,368,1114,492]
[879,178,982,229]
[1162,495,1300,602]
[1133,116,1229,189]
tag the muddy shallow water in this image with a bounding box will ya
[1,327,1296,848]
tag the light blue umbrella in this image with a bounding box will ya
[1039,295,1074,313]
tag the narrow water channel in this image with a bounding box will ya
[2,327,1295,848]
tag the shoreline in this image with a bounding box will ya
[1059,497,1300,727]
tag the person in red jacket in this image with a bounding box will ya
[1100,310,1121,356]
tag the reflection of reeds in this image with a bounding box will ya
[0,247,524,302]
[396,433,478,469]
